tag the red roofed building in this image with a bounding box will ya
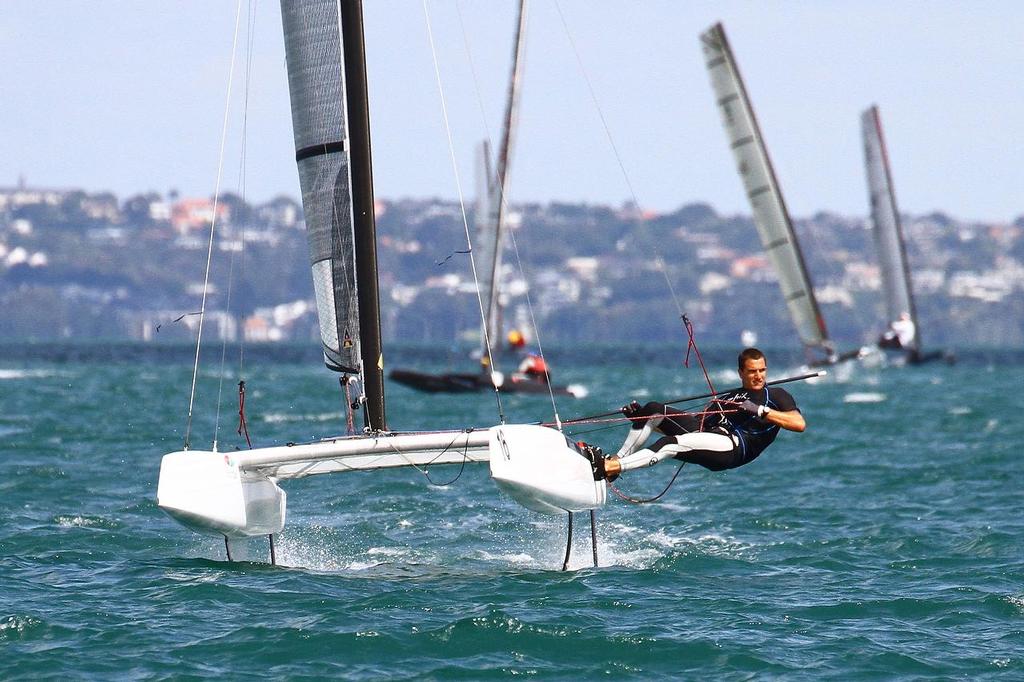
[171,199,230,235]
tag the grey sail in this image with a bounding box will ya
[700,23,831,358]
[281,1,361,374]
[861,105,919,353]
[281,0,385,427]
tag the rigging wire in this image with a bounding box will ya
[422,0,506,424]
[609,463,687,504]
[551,1,687,332]
[184,0,245,450]
[214,0,259,450]
[453,0,564,428]
[385,431,473,487]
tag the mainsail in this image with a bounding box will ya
[281,0,385,427]
[700,23,832,361]
[861,105,919,354]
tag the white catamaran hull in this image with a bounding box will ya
[489,425,607,515]
[158,425,606,537]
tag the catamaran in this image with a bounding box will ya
[156,0,605,564]
[861,105,952,365]
[700,23,865,367]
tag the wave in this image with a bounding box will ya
[0,369,61,380]
[261,411,343,424]
[843,392,887,403]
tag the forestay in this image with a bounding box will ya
[700,23,831,358]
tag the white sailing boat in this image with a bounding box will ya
[861,105,952,365]
[700,23,864,367]
[156,0,605,559]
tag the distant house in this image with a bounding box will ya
[257,196,301,229]
[171,199,230,235]
[729,255,771,280]
[0,185,65,211]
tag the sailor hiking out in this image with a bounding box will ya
[602,348,805,481]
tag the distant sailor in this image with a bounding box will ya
[602,348,805,480]
[517,351,550,383]
[879,311,916,350]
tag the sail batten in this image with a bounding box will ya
[701,23,831,357]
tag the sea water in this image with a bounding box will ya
[2,344,1022,679]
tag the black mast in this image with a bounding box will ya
[340,0,386,431]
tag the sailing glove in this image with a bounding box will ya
[621,400,642,418]
[738,400,770,419]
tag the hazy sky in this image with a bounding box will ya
[2,1,1021,222]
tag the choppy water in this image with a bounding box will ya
[2,344,1022,679]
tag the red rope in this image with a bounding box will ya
[682,315,715,429]
[237,381,252,449]
[343,378,356,436]
[608,463,687,504]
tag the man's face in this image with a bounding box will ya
[739,356,767,390]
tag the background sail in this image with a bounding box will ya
[281,0,360,373]
[471,1,528,357]
[473,139,500,346]
[862,105,919,351]
[700,23,831,355]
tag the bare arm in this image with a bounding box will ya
[765,408,805,433]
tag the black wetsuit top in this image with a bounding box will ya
[706,386,799,465]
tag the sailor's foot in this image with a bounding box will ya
[602,455,621,482]
[578,442,618,482]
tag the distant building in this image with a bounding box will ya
[565,256,599,282]
[243,299,318,342]
[730,255,771,280]
[0,185,66,212]
[81,194,120,222]
[257,196,301,229]
[171,199,230,235]
[149,201,172,222]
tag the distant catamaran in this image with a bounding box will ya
[700,22,863,367]
[861,105,952,365]
[387,0,578,397]
[157,0,605,564]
